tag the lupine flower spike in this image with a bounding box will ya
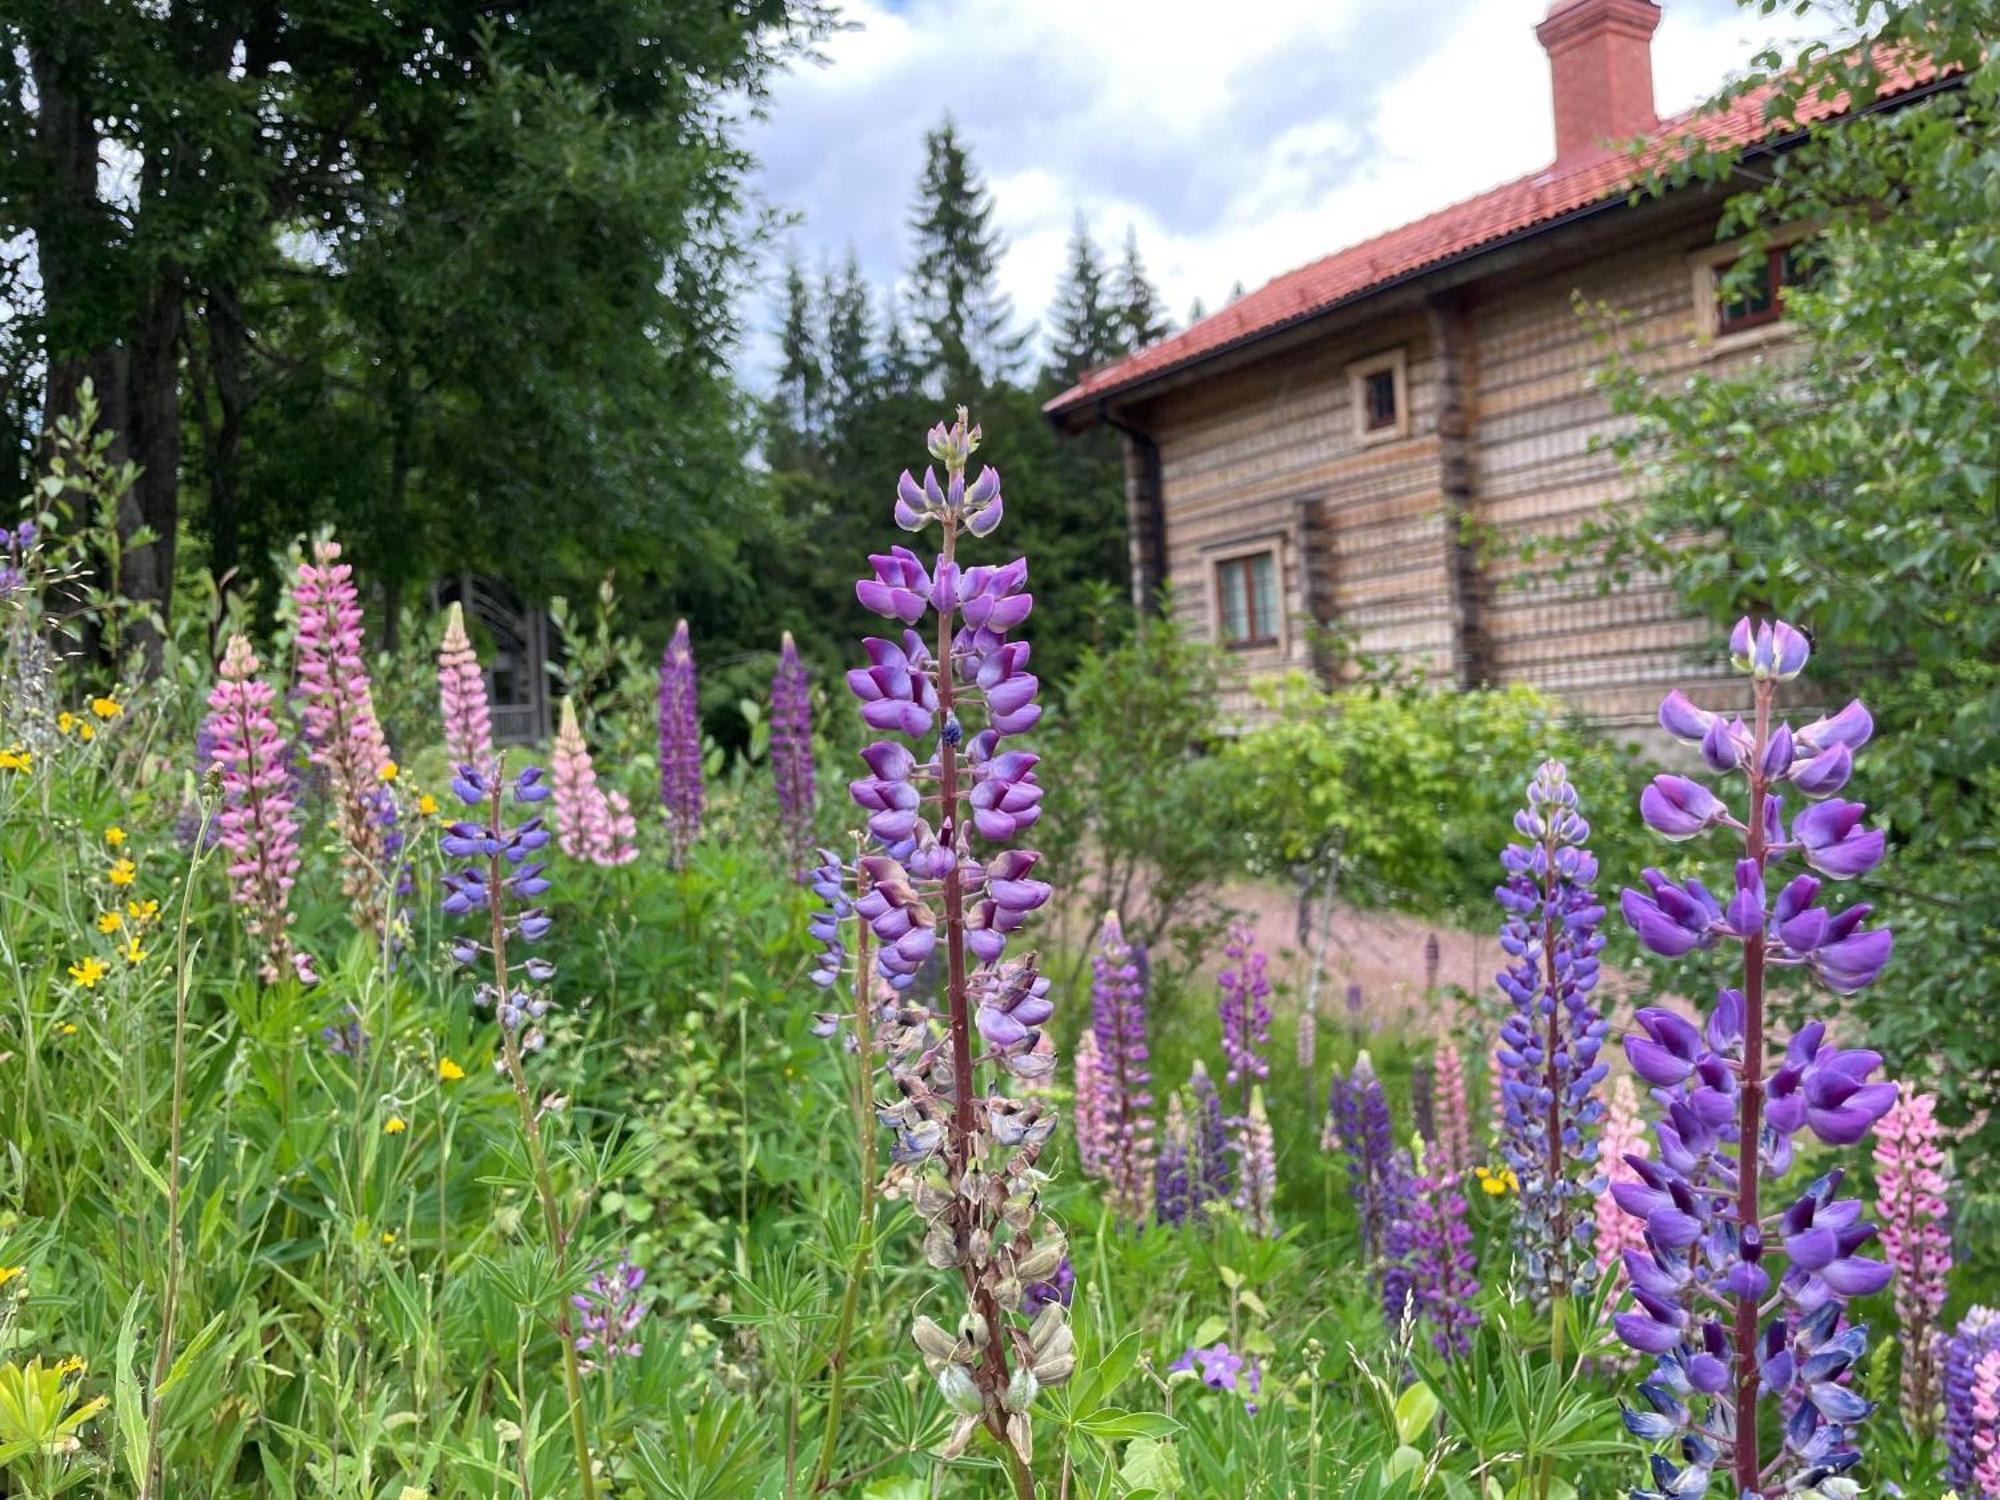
[1593,1074,1650,1285]
[204,635,315,985]
[1088,913,1154,1224]
[552,698,638,868]
[1494,759,1608,1319]
[1236,1086,1279,1237]
[436,601,494,770]
[1218,922,1272,1099]
[292,539,398,936]
[1615,617,1896,1500]
[1155,1094,1195,1229]
[441,761,597,1498]
[1401,1139,1480,1355]
[1874,1086,1952,1438]
[658,619,703,868]
[573,1257,648,1374]
[1189,1059,1234,1216]
[1945,1308,2000,1493]
[847,411,1064,1488]
[1073,1030,1110,1180]
[1433,1035,1473,1177]
[1324,1052,1406,1274]
[771,630,817,867]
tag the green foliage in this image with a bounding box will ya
[1590,0,2000,1173]
[1221,676,1649,920]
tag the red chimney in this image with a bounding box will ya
[1536,0,1661,163]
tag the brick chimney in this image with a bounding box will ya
[1536,0,1661,163]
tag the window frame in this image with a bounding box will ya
[1211,546,1283,652]
[1691,231,1821,347]
[1347,348,1409,444]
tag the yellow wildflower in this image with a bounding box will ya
[108,858,136,887]
[0,745,30,772]
[438,1057,466,1082]
[96,911,123,935]
[78,723,94,742]
[418,793,438,817]
[0,1266,23,1289]
[60,1023,77,1036]
[121,936,144,964]
[126,899,159,924]
[383,1116,407,1136]
[57,712,76,735]
[56,1356,86,1377]
[67,957,108,989]
[377,761,398,784]
[104,826,126,847]
[90,696,122,720]
[381,1231,397,1247]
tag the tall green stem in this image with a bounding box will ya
[485,781,598,1500]
[812,883,878,1492]
[1733,682,1773,1497]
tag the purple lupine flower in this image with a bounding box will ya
[1411,1054,1437,1145]
[442,762,558,1059]
[1494,759,1608,1304]
[1218,922,1272,1095]
[846,411,1069,1471]
[770,630,816,867]
[1188,1059,1234,1217]
[1155,1094,1194,1229]
[1873,1086,1952,1436]
[573,1256,648,1374]
[1944,1307,2000,1492]
[658,619,702,868]
[1022,1256,1074,1318]
[1614,616,1897,1500]
[1170,1342,1261,1415]
[1090,913,1155,1224]
[1403,1157,1480,1356]
[1235,1086,1278,1238]
[1324,1052,1400,1266]
[319,1004,367,1059]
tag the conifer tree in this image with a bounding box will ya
[1047,214,1121,384]
[1112,227,1170,351]
[777,254,825,442]
[907,116,1025,394]
[822,249,876,427]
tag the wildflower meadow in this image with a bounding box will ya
[1,391,1994,1500]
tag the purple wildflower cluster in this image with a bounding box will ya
[442,763,558,1056]
[1324,1052,1402,1266]
[771,630,816,866]
[1171,1342,1261,1414]
[1083,914,1154,1223]
[834,411,1069,1477]
[573,1257,648,1374]
[658,619,703,868]
[1494,759,1608,1303]
[1218,922,1272,1094]
[1945,1307,2000,1493]
[1404,1157,1480,1356]
[1612,617,1897,1499]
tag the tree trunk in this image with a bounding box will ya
[122,262,184,671]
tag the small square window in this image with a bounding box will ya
[1216,552,1279,648]
[1349,349,1408,443]
[1713,239,1819,336]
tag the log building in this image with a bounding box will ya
[1044,0,1942,726]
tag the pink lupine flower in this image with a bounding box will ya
[436,601,494,769]
[1875,1084,1953,1435]
[205,634,314,985]
[1236,1086,1279,1238]
[1433,1035,1473,1176]
[551,698,638,868]
[1090,913,1155,1224]
[1073,1029,1110,1180]
[1594,1074,1650,1281]
[291,538,396,932]
[1973,1349,2000,1500]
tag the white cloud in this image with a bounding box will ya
[743,0,1853,371]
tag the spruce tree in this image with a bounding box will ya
[1046,214,1121,385]
[1112,227,1170,352]
[907,116,1025,396]
[822,249,876,433]
[776,254,825,442]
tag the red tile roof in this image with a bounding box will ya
[1045,53,1941,422]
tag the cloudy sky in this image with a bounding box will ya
[744,0,1848,365]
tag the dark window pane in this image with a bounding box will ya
[1718,253,1777,331]
[1364,367,1398,430]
